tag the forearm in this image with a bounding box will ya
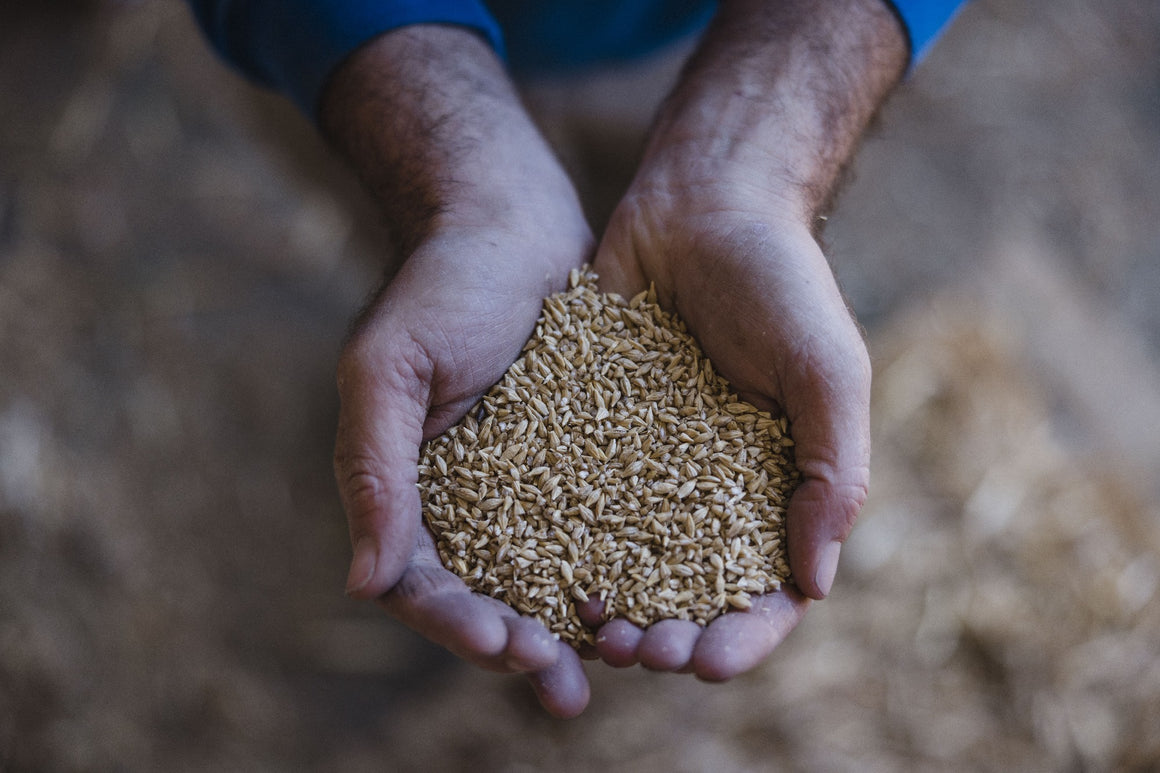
[318,25,586,258]
[639,0,908,225]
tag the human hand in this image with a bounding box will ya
[335,220,594,717]
[580,0,905,678]
[589,190,866,676]
[322,25,595,717]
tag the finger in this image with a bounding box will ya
[594,618,644,668]
[786,476,865,599]
[637,619,701,672]
[783,335,872,599]
[691,588,809,682]
[526,641,590,719]
[575,597,607,628]
[378,560,511,667]
[380,531,561,673]
[501,615,560,672]
[334,331,431,600]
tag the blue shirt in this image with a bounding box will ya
[188,0,966,117]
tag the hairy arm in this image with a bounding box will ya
[603,0,906,290]
[319,25,589,259]
[667,0,908,218]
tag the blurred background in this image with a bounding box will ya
[2,1,1159,770]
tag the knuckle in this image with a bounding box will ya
[791,467,869,535]
[334,456,388,517]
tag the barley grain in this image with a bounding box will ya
[417,267,798,647]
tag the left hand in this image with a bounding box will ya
[588,176,872,679]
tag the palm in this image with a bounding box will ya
[334,227,593,718]
[591,199,871,677]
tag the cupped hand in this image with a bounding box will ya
[589,182,872,678]
[334,220,594,718]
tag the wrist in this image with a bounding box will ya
[629,141,816,231]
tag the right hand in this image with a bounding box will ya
[334,216,594,718]
[320,24,595,717]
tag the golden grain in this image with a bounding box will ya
[416,268,798,647]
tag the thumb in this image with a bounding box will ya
[783,339,872,600]
[333,340,430,600]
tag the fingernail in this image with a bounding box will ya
[345,536,377,595]
[814,541,842,598]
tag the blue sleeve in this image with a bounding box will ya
[883,0,967,64]
[186,0,504,117]
[187,0,967,120]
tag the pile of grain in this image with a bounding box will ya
[418,268,798,646]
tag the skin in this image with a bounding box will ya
[321,0,907,718]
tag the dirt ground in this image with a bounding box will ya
[2,1,1160,771]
